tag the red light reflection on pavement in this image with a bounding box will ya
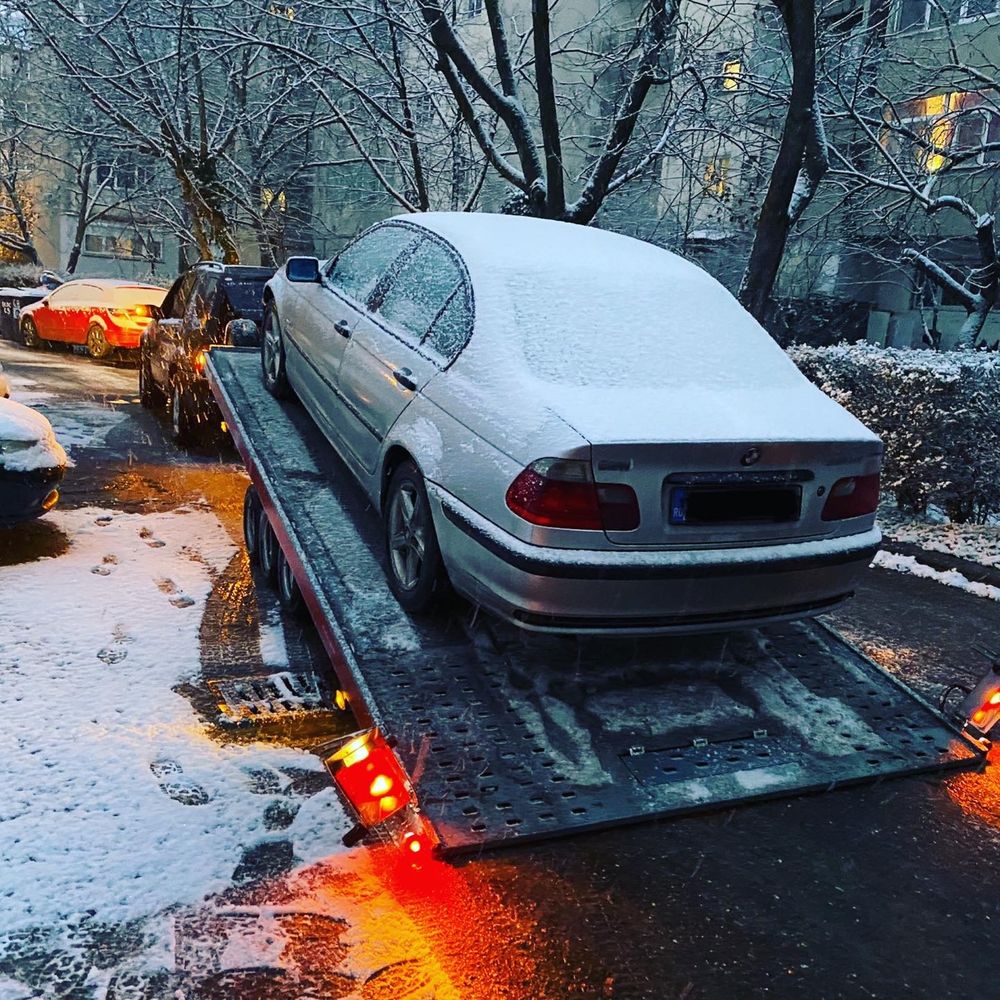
[946,744,1000,828]
[173,846,580,998]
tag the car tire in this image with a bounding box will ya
[276,546,306,618]
[139,348,164,408]
[383,460,450,614]
[86,325,112,360]
[170,381,200,445]
[243,485,262,566]
[257,507,279,585]
[261,307,290,399]
[21,319,41,349]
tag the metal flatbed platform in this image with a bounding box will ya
[208,349,983,856]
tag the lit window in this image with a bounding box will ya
[261,188,288,213]
[891,90,1000,172]
[703,156,730,197]
[721,60,742,91]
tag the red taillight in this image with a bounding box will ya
[192,350,208,375]
[505,459,639,531]
[327,730,413,828]
[821,473,880,521]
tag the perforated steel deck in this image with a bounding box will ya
[208,350,982,855]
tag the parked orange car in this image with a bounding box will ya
[20,278,167,358]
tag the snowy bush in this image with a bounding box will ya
[789,343,1000,523]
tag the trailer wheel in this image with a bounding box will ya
[261,308,290,399]
[276,547,305,618]
[257,507,280,585]
[384,460,449,614]
[243,486,262,565]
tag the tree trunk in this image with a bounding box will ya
[739,0,817,323]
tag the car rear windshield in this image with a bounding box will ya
[113,286,167,308]
[504,263,802,390]
[223,280,267,316]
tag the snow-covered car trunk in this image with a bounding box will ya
[0,397,68,526]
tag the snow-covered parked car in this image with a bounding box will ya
[0,397,68,526]
[260,213,882,634]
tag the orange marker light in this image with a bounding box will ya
[989,691,1000,706]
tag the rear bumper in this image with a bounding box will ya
[0,466,64,526]
[104,322,147,349]
[429,485,880,635]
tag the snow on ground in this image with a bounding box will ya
[872,550,1000,604]
[0,504,341,936]
[879,504,1000,570]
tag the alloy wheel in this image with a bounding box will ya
[387,482,428,591]
[263,314,281,382]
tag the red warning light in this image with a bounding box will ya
[327,731,413,828]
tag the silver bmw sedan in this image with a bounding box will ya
[261,212,882,634]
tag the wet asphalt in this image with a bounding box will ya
[1,340,999,1000]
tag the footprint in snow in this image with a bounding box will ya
[95,515,113,526]
[91,554,118,576]
[139,526,165,548]
[150,759,210,806]
[156,577,195,608]
[97,622,131,664]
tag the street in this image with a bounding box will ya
[2,340,999,1000]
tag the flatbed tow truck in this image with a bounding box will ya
[207,348,985,858]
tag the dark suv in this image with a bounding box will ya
[139,262,273,443]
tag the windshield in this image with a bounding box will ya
[223,280,268,317]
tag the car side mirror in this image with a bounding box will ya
[226,318,260,348]
[286,256,320,283]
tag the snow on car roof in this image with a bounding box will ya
[400,213,876,444]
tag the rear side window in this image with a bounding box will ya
[426,286,472,360]
[327,225,418,306]
[374,239,464,346]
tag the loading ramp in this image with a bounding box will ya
[208,348,983,856]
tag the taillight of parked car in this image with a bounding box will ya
[192,350,208,375]
[506,458,640,531]
[821,473,880,521]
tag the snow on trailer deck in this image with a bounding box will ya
[207,348,982,856]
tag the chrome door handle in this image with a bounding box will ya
[393,367,416,391]
[334,319,351,338]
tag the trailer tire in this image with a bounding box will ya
[383,460,449,614]
[261,307,290,399]
[257,507,280,585]
[243,486,262,565]
[276,547,306,618]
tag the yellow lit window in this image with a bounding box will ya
[261,188,288,213]
[703,157,730,197]
[721,60,742,91]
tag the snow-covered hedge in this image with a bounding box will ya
[789,343,1000,523]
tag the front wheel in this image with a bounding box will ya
[21,318,41,349]
[86,325,112,360]
[261,308,290,399]
[383,461,449,614]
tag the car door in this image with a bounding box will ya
[291,224,421,441]
[150,273,195,386]
[337,235,467,475]
[32,286,71,341]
